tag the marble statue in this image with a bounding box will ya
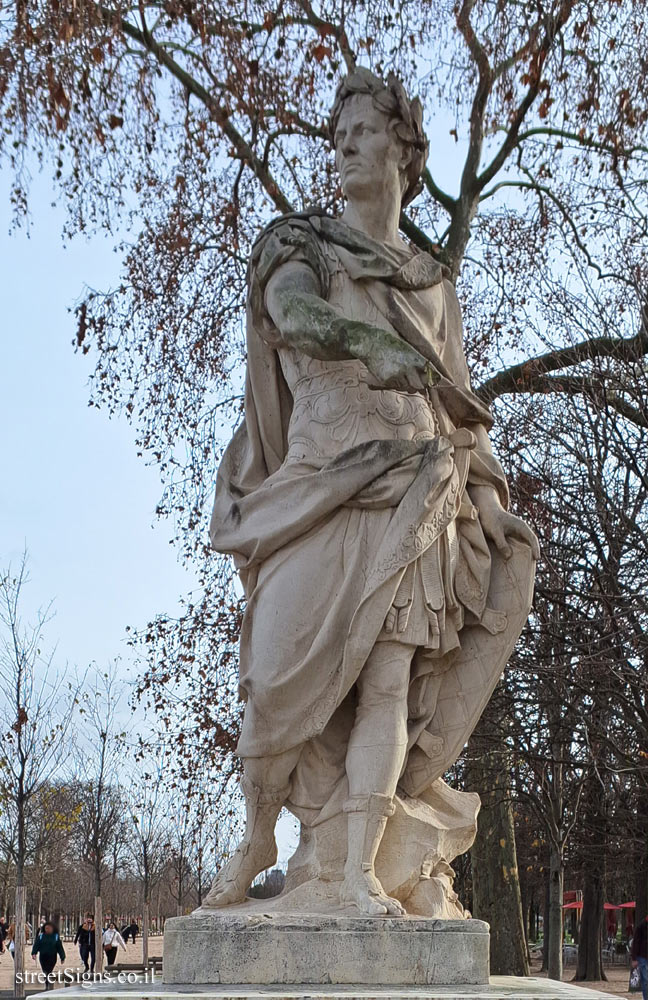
[205,68,538,919]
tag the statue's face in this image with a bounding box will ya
[333,95,405,204]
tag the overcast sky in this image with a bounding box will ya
[1,172,196,677]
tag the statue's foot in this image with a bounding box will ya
[202,839,277,907]
[340,869,406,917]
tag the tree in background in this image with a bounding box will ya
[75,666,127,969]
[466,696,529,978]
[127,761,169,966]
[28,782,82,925]
[502,369,648,978]
[0,555,79,996]
[163,770,237,912]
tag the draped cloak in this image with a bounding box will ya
[210,212,534,830]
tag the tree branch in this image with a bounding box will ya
[478,177,630,285]
[263,108,327,141]
[455,0,492,196]
[422,168,456,216]
[477,1,576,192]
[501,125,648,161]
[292,0,356,72]
[485,371,647,428]
[98,5,294,214]
[399,212,448,263]
[477,327,648,406]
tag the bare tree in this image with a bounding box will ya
[466,698,530,977]
[127,761,169,965]
[0,554,79,996]
[75,665,127,969]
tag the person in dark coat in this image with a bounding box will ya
[73,914,96,972]
[632,914,648,1000]
[32,922,65,990]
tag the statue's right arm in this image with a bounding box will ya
[264,261,438,394]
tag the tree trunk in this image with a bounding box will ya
[575,766,609,982]
[13,885,26,999]
[471,787,529,974]
[111,844,119,914]
[547,845,564,981]
[575,869,606,981]
[542,869,550,971]
[94,896,103,973]
[519,866,529,956]
[197,852,203,907]
[527,895,536,944]
[142,902,150,967]
[637,815,648,925]
[637,866,648,927]
[467,712,529,977]
[1,867,8,918]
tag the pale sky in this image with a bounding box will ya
[1,172,196,675]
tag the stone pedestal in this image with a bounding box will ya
[32,977,619,998]
[163,912,489,986]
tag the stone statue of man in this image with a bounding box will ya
[206,68,538,918]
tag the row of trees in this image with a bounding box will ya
[465,381,648,982]
[0,558,239,995]
[2,0,647,988]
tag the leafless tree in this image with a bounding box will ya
[0,554,79,995]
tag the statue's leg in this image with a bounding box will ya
[202,745,302,907]
[340,640,414,917]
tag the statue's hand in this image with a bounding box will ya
[476,496,540,562]
[355,327,440,394]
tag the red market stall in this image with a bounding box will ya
[562,900,636,940]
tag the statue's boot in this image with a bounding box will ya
[202,776,289,907]
[339,793,405,917]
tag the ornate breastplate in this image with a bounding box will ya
[279,354,438,463]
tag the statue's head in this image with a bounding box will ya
[329,68,429,209]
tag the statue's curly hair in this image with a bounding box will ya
[329,68,429,208]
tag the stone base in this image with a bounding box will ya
[33,978,618,998]
[163,912,489,986]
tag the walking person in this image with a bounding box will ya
[7,918,31,961]
[73,913,96,972]
[128,921,139,944]
[631,912,648,1000]
[102,922,126,967]
[31,921,65,991]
